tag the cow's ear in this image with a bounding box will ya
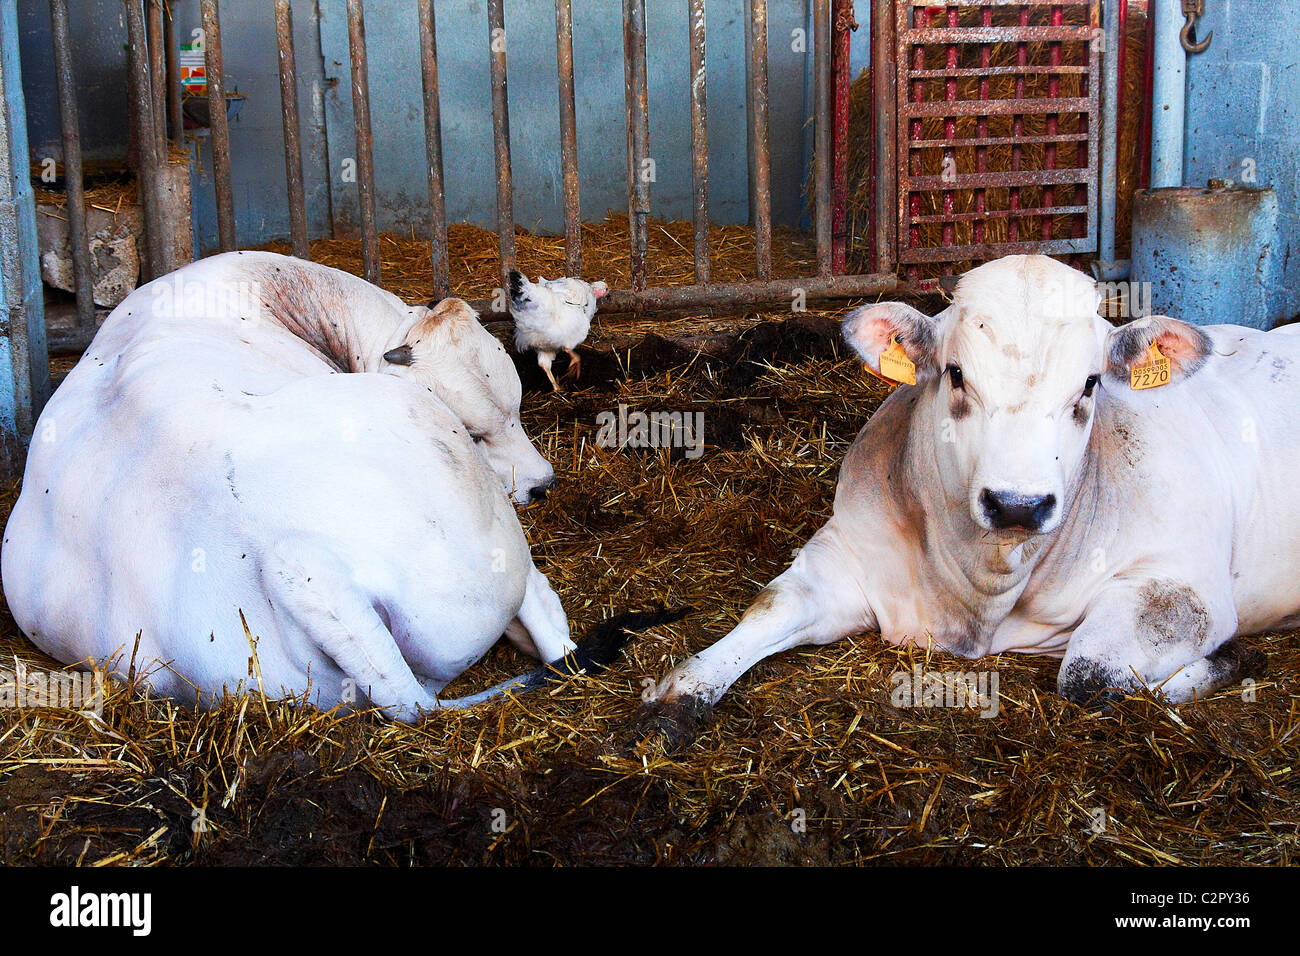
[1105,314,1211,384]
[841,302,939,383]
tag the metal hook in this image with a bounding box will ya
[1181,0,1213,54]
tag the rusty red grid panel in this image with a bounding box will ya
[894,0,1100,277]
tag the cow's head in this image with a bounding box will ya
[382,298,555,505]
[843,255,1211,536]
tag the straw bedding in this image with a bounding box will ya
[1,217,1296,866]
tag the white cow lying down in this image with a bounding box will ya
[3,251,658,720]
[645,254,1300,742]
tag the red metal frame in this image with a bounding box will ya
[894,1,1102,281]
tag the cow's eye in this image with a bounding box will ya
[1083,373,1100,397]
[947,364,964,389]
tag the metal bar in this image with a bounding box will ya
[126,0,168,277]
[975,2,991,247]
[0,0,51,458]
[911,132,1088,148]
[907,25,1094,41]
[901,95,1095,116]
[487,0,515,292]
[48,0,94,336]
[830,0,854,274]
[910,167,1090,189]
[1097,0,1120,265]
[469,272,901,318]
[907,64,1091,77]
[200,0,235,253]
[1149,0,1183,187]
[623,0,650,291]
[346,0,380,284]
[900,236,1094,263]
[555,0,582,277]
[687,0,710,284]
[418,0,449,299]
[871,0,896,274]
[813,0,831,276]
[942,5,958,250]
[1009,3,1028,243]
[1136,0,1154,190]
[749,0,772,279]
[274,0,309,260]
[912,204,1088,223]
[164,1,182,147]
[146,0,166,155]
[1041,4,1063,242]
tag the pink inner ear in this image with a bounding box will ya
[594,286,608,299]
[1155,325,1203,370]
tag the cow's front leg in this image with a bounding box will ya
[640,531,874,747]
[505,564,576,664]
[1059,578,1249,705]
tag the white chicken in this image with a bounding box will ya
[508,269,608,391]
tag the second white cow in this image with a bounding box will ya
[4,252,598,720]
[645,255,1300,741]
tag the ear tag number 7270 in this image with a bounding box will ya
[1130,341,1170,391]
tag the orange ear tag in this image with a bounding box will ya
[1129,340,1171,391]
[869,335,917,386]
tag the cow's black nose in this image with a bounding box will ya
[530,478,555,502]
[980,489,1056,531]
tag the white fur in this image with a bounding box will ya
[2,251,574,720]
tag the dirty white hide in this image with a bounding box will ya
[646,255,1300,738]
[2,251,577,720]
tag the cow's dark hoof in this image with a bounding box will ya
[1208,638,1268,684]
[1058,658,1128,708]
[635,695,713,753]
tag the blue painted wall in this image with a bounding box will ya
[1184,0,1300,323]
[18,1,873,255]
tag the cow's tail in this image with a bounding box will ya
[428,607,689,710]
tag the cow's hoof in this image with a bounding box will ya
[1208,638,1268,684]
[635,695,713,753]
[1058,658,1128,708]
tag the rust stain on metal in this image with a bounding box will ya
[346,0,380,284]
[688,0,710,284]
[488,0,515,291]
[275,0,309,260]
[418,0,449,299]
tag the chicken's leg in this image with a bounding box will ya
[563,348,582,380]
[537,350,561,392]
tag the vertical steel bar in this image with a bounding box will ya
[688,0,710,284]
[555,0,582,277]
[146,0,166,156]
[1042,3,1063,241]
[346,0,380,284]
[872,0,896,274]
[906,5,927,283]
[749,0,772,279]
[830,0,853,275]
[974,2,990,247]
[487,0,515,292]
[813,0,831,276]
[418,0,449,298]
[200,0,236,253]
[126,0,167,277]
[48,0,93,335]
[1098,0,1120,265]
[164,1,182,147]
[1009,4,1028,243]
[623,0,650,291]
[941,5,957,250]
[275,0,309,260]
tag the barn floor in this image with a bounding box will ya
[2,307,1299,866]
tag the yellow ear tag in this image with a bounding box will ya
[872,335,917,386]
[1130,340,1171,390]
